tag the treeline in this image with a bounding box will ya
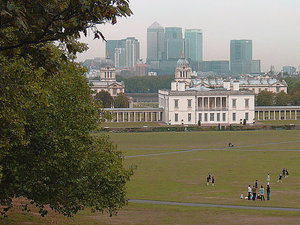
[256,77,300,106]
[116,75,173,93]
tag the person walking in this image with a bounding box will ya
[267,173,270,185]
[266,185,270,200]
[252,185,257,201]
[260,185,265,201]
[255,180,258,188]
[247,185,252,200]
[206,176,210,186]
[278,174,282,183]
[212,176,215,186]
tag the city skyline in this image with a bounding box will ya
[76,0,300,72]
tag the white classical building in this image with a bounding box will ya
[159,57,255,125]
[90,55,125,97]
[192,77,287,94]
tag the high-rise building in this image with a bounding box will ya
[199,61,230,74]
[184,29,203,62]
[230,40,252,74]
[124,37,140,68]
[106,40,125,65]
[147,22,165,61]
[106,37,140,68]
[251,60,261,74]
[164,27,184,60]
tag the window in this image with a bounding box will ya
[245,99,249,108]
[276,86,280,92]
[217,113,220,122]
[232,113,236,121]
[210,113,214,122]
[175,113,178,122]
[245,112,249,121]
[204,113,208,122]
[113,89,117,95]
[222,113,226,122]
[188,113,192,122]
[198,113,202,122]
[188,99,192,108]
[232,99,236,108]
[174,99,179,108]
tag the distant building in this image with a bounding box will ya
[147,22,165,61]
[230,40,253,74]
[164,27,184,60]
[192,77,287,94]
[199,61,230,74]
[90,56,125,97]
[283,66,296,76]
[106,37,140,68]
[134,59,148,76]
[251,60,261,74]
[184,29,203,62]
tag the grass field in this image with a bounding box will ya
[2,130,300,224]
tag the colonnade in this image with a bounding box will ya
[198,97,227,110]
[255,107,300,120]
[104,110,163,123]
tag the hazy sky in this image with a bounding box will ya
[77,0,300,72]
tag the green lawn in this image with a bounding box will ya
[3,130,300,225]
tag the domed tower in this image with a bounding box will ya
[100,52,116,81]
[174,53,191,84]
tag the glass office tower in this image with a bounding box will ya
[184,29,203,62]
[164,27,184,60]
[230,40,252,74]
[147,22,165,61]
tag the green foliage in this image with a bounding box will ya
[0,46,134,217]
[117,75,173,93]
[95,90,114,108]
[114,93,129,108]
[256,91,275,106]
[289,87,300,105]
[282,77,300,91]
[274,91,291,106]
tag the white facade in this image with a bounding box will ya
[159,57,255,125]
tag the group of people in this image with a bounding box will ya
[206,172,215,186]
[278,168,289,183]
[246,180,270,201]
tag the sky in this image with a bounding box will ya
[76,0,300,72]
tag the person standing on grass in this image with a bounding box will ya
[283,168,286,178]
[252,185,257,201]
[267,185,271,200]
[278,174,282,183]
[267,173,270,185]
[260,185,265,201]
[248,185,252,200]
[212,176,215,186]
[206,176,210,186]
[286,169,289,177]
[255,180,258,188]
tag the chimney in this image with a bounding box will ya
[233,80,240,91]
[223,80,231,90]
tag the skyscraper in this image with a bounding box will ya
[184,29,203,62]
[147,22,164,61]
[230,40,252,74]
[106,37,140,68]
[164,27,184,60]
[124,37,140,68]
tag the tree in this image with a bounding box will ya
[95,90,114,108]
[274,91,291,106]
[0,45,134,217]
[114,93,129,108]
[256,91,275,106]
[289,87,300,106]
